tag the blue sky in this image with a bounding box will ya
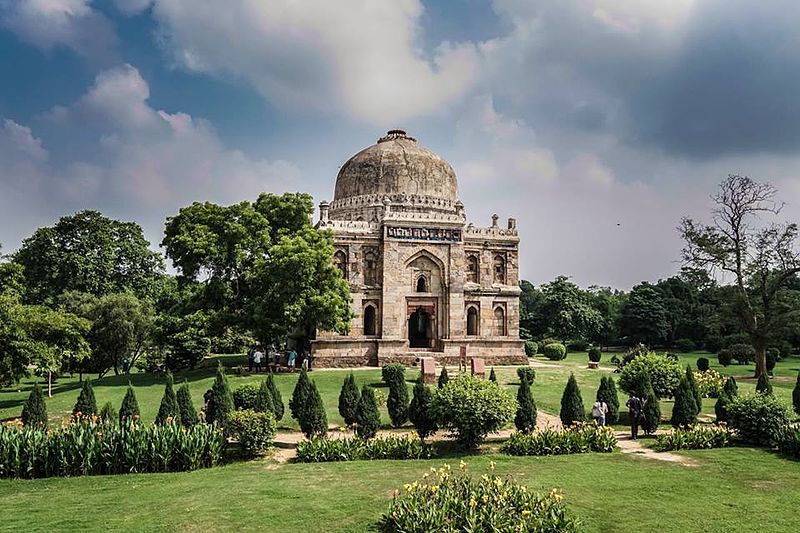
[2,0,800,288]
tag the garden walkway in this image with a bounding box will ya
[614,432,696,465]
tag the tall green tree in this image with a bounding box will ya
[639,373,661,435]
[290,369,328,437]
[620,283,669,346]
[596,376,620,424]
[408,381,437,441]
[437,367,449,388]
[514,376,537,433]
[680,175,800,377]
[119,383,141,424]
[266,372,284,421]
[387,374,409,428]
[14,210,164,304]
[206,364,234,425]
[539,276,602,345]
[685,365,702,414]
[355,385,381,440]
[671,376,698,428]
[176,382,199,427]
[73,379,97,417]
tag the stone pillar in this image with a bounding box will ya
[319,201,330,224]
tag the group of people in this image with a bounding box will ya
[590,393,648,440]
[246,346,312,373]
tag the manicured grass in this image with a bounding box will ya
[1,447,799,532]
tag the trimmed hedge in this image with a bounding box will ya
[226,409,276,457]
[501,424,616,456]
[727,394,793,446]
[381,364,406,385]
[588,347,602,363]
[543,343,567,361]
[516,366,536,384]
[296,434,434,462]
[619,352,682,399]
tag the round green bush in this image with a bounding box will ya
[696,357,710,372]
[543,343,567,361]
[431,374,516,448]
[717,349,732,367]
[524,340,538,357]
[728,343,755,365]
[517,366,536,384]
[226,409,277,456]
[727,394,793,446]
[233,384,261,410]
[381,363,406,385]
[618,352,682,399]
[588,347,602,363]
[675,338,696,353]
[704,335,724,353]
[537,338,560,353]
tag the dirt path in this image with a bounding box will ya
[613,431,696,466]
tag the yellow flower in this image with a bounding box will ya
[469,498,477,508]
[430,485,439,493]
[522,510,531,516]
[404,483,412,492]
[490,460,496,471]
[482,495,489,503]
[459,460,467,470]
[554,493,563,502]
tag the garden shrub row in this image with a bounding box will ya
[377,464,580,532]
[0,419,224,479]
[296,434,434,462]
[652,425,735,452]
[500,424,617,456]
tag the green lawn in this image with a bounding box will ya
[1,447,798,532]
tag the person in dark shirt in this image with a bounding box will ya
[625,394,645,440]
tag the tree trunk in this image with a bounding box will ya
[48,371,53,398]
[753,337,767,378]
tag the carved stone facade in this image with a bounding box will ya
[312,130,526,367]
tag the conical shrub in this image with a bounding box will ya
[489,367,497,382]
[514,376,537,433]
[723,376,738,398]
[437,367,449,388]
[640,373,661,435]
[291,369,327,438]
[119,383,140,424]
[266,372,284,421]
[156,372,181,425]
[289,368,312,421]
[560,373,585,426]
[671,375,698,429]
[254,379,274,414]
[685,365,701,414]
[355,385,381,439]
[793,371,800,415]
[99,402,117,425]
[596,377,620,424]
[177,382,199,427]
[338,373,360,426]
[206,364,234,425]
[714,393,731,424]
[21,383,47,429]
[73,379,97,417]
[387,374,409,428]
[409,381,437,441]
[756,373,773,395]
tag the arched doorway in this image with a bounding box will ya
[408,307,432,348]
[363,305,376,336]
[466,306,479,336]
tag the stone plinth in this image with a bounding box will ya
[471,357,486,378]
[420,357,437,384]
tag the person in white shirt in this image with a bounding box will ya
[253,348,264,373]
[592,399,608,427]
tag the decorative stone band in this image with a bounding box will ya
[386,226,462,242]
[329,193,462,213]
[464,225,519,242]
[316,219,380,233]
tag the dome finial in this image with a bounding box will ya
[378,129,416,143]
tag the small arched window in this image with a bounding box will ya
[364,305,376,336]
[493,255,506,284]
[467,255,479,283]
[416,276,428,293]
[493,306,506,336]
[364,251,378,286]
[333,250,347,278]
[466,307,479,336]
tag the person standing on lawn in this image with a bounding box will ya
[625,394,644,439]
[592,399,608,426]
[253,347,263,373]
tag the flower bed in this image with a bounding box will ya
[377,462,580,532]
[0,418,224,479]
[652,425,735,452]
[296,434,434,462]
[500,424,617,456]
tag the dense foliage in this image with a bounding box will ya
[516,366,535,384]
[588,347,602,363]
[387,373,409,428]
[619,352,682,398]
[559,374,585,426]
[671,376,698,429]
[794,372,800,415]
[755,373,773,395]
[226,409,277,456]
[639,372,661,435]
[265,372,284,421]
[727,394,793,446]
[355,385,381,439]
[296,434,433,462]
[381,364,406,385]
[233,383,262,411]
[408,381,438,441]
[437,367,449,388]
[652,426,735,451]
[595,376,620,424]
[176,383,199,427]
[290,369,328,438]
[376,464,580,532]
[431,374,516,448]
[206,365,234,426]
[514,376,537,433]
[338,373,360,426]
[21,383,47,429]
[543,342,567,361]
[73,379,98,417]
[501,424,617,456]
[776,425,800,459]
[0,419,224,479]
[119,384,141,424]
[155,372,181,426]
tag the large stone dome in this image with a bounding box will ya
[333,130,459,203]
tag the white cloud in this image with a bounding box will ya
[147,0,481,125]
[0,0,117,60]
[0,64,301,251]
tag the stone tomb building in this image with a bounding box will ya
[312,130,526,367]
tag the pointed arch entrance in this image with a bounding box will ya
[408,306,434,348]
